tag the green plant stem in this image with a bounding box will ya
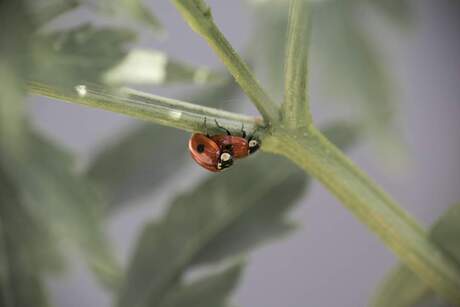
[28,82,260,135]
[263,126,460,306]
[170,0,280,123]
[282,0,312,128]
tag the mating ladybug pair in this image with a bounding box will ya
[188,119,260,172]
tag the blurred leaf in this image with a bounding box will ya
[117,153,307,307]
[366,0,412,27]
[371,203,460,307]
[249,1,289,100]
[161,263,243,307]
[87,79,239,211]
[322,121,361,150]
[313,1,394,127]
[0,0,33,154]
[88,0,162,33]
[29,24,135,88]
[28,0,80,26]
[312,1,405,163]
[370,265,431,307]
[1,133,121,289]
[103,49,224,86]
[0,169,52,307]
[190,156,306,266]
[117,121,358,307]
[431,203,460,266]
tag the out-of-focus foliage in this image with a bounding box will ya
[29,25,221,88]
[85,0,163,33]
[0,170,55,307]
[28,0,80,27]
[117,154,307,307]
[248,0,410,163]
[371,203,460,307]
[0,0,33,154]
[103,49,224,86]
[1,133,121,289]
[159,263,244,307]
[31,24,136,88]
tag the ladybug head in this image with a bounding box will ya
[248,139,260,154]
[217,152,233,170]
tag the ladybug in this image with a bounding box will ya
[188,133,233,172]
[210,119,260,158]
[188,119,260,172]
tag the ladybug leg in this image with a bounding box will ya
[241,123,247,138]
[214,119,231,135]
[247,124,259,141]
[203,117,210,137]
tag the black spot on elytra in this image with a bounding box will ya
[197,144,205,153]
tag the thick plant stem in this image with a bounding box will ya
[262,126,460,306]
[282,0,312,128]
[28,82,260,136]
[170,0,280,123]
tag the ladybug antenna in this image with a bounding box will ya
[214,119,231,135]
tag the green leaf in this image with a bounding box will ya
[312,1,404,162]
[431,203,460,266]
[249,2,289,100]
[1,133,121,289]
[190,156,306,266]
[89,125,189,208]
[117,153,307,307]
[27,0,80,26]
[370,265,431,307]
[0,0,33,154]
[89,0,162,33]
[29,24,136,88]
[0,169,52,307]
[160,263,243,307]
[321,121,361,150]
[371,203,460,307]
[366,0,412,27]
[103,49,224,86]
[86,79,239,211]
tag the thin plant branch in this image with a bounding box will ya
[170,0,280,123]
[28,82,261,136]
[282,0,312,128]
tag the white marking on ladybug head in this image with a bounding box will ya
[221,152,231,162]
[249,140,258,148]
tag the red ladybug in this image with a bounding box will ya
[211,120,260,158]
[188,133,233,172]
[211,135,260,158]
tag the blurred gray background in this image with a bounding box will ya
[30,0,460,306]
